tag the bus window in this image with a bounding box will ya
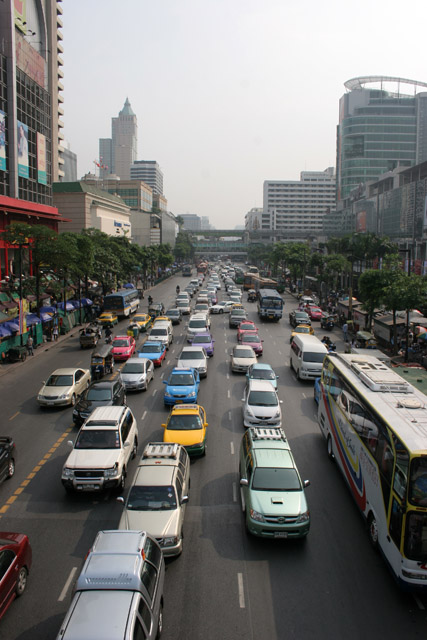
[389,497,403,548]
[392,436,409,502]
[409,458,427,507]
[404,512,427,561]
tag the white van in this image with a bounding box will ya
[290,334,328,381]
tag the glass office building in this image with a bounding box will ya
[337,76,427,201]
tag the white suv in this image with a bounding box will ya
[241,379,283,428]
[61,406,138,493]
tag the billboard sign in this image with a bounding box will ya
[37,132,47,184]
[17,120,29,178]
[0,111,5,172]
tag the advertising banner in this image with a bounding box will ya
[0,111,5,172]
[17,120,29,178]
[37,132,47,184]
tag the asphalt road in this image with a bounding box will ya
[1,278,427,639]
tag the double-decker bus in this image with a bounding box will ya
[257,288,283,321]
[103,289,140,318]
[243,273,278,291]
[318,352,427,590]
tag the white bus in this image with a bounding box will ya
[318,353,427,590]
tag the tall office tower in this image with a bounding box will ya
[0,0,65,201]
[263,168,336,234]
[337,76,427,201]
[99,98,138,180]
[180,214,201,231]
[130,160,164,195]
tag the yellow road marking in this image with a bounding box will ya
[9,412,19,421]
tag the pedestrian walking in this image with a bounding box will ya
[52,325,59,341]
[27,335,34,355]
[343,322,348,343]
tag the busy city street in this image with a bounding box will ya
[1,274,427,639]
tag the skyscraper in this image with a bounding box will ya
[99,98,138,180]
[337,76,427,201]
[130,160,164,195]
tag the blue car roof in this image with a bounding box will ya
[251,363,273,371]
[170,367,196,376]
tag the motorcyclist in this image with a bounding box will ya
[105,325,113,343]
[148,295,153,306]
[176,285,180,295]
[321,335,332,347]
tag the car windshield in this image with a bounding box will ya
[151,328,167,336]
[113,339,129,347]
[192,335,210,344]
[126,485,177,510]
[189,320,206,328]
[122,363,144,374]
[242,335,260,344]
[86,388,113,401]
[177,301,188,307]
[46,374,73,386]
[169,373,195,385]
[252,468,301,491]
[296,327,311,334]
[248,390,277,406]
[240,324,255,331]
[232,311,246,316]
[180,350,204,360]
[140,345,162,353]
[251,368,275,381]
[167,414,203,430]
[75,429,119,449]
[195,305,209,312]
[166,310,179,316]
[303,352,326,363]
[234,348,254,358]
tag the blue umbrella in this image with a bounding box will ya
[56,302,75,311]
[39,306,55,314]
[0,325,12,337]
[4,321,19,332]
[123,283,135,289]
[26,313,41,326]
[40,312,53,323]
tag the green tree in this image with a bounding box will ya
[358,269,388,330]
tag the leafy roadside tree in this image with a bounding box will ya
[358,269,388,330]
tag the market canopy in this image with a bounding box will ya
[0,325,12,337]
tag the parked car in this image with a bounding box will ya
[239,428,310,539]
[111,335,136,361]
[55,530,164,639]
[118,443,190,556]
[231,345,257,373]
[121,357,154,392]
[176,346,208,378]
[138,341,167,367]
[162,404,208,456]
[241,379,282,428]
[0,436,16,483]
[0,532,32,620]
[62,406,138,493]
[37,368,91,408]
[72,378,126,427]
[163,367,200,405]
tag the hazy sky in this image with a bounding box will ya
[62,0,427,229]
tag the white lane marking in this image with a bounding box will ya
[228,411,232,421]
[278,350,282,355]
[227,390,231,399]
[237,573,245,608]
[302,393,306,399]
[58,567,78,602]
[414,595,425,610]
[141,410,147,420]
[230,441,235,455]
[225,348,228,353]
[166,360,170,365]
[232,481,237,501]
[160,372,164,379]
[153,389,157,397]
[227,373,230,380]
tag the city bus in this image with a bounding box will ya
[257,288,283,321]
[243,273,278,291]
[103,289,140,318]
[318,352,427,590]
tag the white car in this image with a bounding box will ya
[176,299,191,315]
[187,314,210,342]
[210,300,234,314]
[177,346,208,378]
[241,379,282,428]
[120,357,154,392]
[61,406,138,492]
[37,367,91,407]
[231,345,257,373]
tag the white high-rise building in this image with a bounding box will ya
[130,160,164,195]
[263,168,336,233]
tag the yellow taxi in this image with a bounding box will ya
[231,302,244,310]
[162,404,208,456]
[153,316,171,325]
[98,312,118,326]
[289,324,315,343]
[132,313,153,332]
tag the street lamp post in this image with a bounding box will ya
[399,248,411,362]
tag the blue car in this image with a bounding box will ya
[245,363,278,390]
[163,367,200,406]
[138,340,167,367]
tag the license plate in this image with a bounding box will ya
[274,532,288,538]
[77,484,99,491]
[269,315,274,319]
[47,401,55,406]
[176,400,183,403]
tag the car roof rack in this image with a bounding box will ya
[142,442,180,459]
[250,427,286,441]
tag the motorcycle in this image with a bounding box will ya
[321,336,336,352]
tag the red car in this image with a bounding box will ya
[307,305,322,321]
[239,333,264,356]
[0,532,32,620]
[111,336,136,361]
[237,321,258,342]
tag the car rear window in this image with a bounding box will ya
[303,352,326,363]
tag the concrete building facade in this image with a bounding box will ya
[130,160,163,195]
[180,214,201,231]
[245,207,263,231]
[263,167,336,234]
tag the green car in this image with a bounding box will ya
[239,428,310,539]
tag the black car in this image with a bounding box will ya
[0,436,16,483]
[289,310,311,327]
[72,378,126,426]
[166,308,182,325]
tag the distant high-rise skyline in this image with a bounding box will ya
[99,98,138,180]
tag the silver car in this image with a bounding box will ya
[231,345,257,373]
[177,346,208,378]
[120,357,154,392]
[37,367,91,407]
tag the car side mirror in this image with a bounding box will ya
[280,400,283,404]
[304,480,310,488]
[205,422,208,427]
[67,440,74,448]
[181,495,189,504]
[161,423,167,428]
[240,478,249,486]
[123,441,130,448]
[276,376,279,379]
[241,398,245,402]
[116,496,125,504]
